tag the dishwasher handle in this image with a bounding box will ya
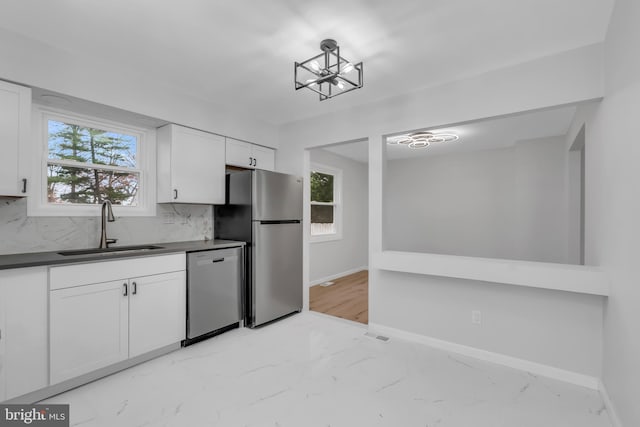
[194,255,237,266]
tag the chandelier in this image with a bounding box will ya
[387,131,459,149]
[295,39,363,101]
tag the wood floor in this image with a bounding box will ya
[309,270,368,324]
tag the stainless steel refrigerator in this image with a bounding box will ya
[214,169,303,328]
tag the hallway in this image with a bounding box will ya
[309,270,368,324]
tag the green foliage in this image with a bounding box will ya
[310,171,333,202]
[47,121,139,205]
[310,171,334,223]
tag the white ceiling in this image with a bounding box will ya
[323,104,580,162]
[0,1,613,126]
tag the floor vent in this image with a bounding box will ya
[319,281,335,287]
[365,332,390,341]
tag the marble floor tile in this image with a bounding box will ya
[42,312,612,427]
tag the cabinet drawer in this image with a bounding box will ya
[50,253,186,290]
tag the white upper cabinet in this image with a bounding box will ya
[0,80,30,197]
[157,124,225,204]
[225,137,275,171]
[251,144,276,171]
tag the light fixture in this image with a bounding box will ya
[387,131,459,149]
[295,39,363,101]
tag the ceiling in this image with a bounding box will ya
[0,1,613,126]
[322,104,581,162]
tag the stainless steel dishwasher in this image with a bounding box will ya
[185,247,243,345]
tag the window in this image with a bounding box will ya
[28,107,156,216]
[47,119,140,205]
[310,164,342,241]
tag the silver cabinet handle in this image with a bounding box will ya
[212,258,225,263]
[252,158,257,167]
[249,156,253,166]
[123,282,128,296]
[21,178,27,193]
[132,281,137,295]
[173,189,178,200]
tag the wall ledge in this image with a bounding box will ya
[373,251,609,296]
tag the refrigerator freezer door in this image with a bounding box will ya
[252,221,302,326]
[253,170,303,221]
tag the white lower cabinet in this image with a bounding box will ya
[49,254,186,385]
[128,271,186,358]
[0,283,5,403]
[0,267,48,401]
[50,280,129,384]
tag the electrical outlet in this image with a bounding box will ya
[472,310,482,325]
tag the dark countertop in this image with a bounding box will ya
[0,239,245,270]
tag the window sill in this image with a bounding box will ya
[27,202,156,217]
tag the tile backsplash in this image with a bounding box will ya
[0,198,212,255]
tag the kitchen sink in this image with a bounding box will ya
[58,245,165,256]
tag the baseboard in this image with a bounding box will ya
[309,265,368,287]
[598,380,624,427]
[368,322,600,390]
[307,310,368,329]
[5,342,181,404]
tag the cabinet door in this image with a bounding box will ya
[226,138,253,168]
[50,280,129,384]
[171,126,225,204]
[0,284,5,402]
[251,145,275,171]
[0,81,30,197]
[1,268,48,400]
[128,271,186,358]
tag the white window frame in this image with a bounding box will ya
[27,105,156,217]
[310,163,342,243]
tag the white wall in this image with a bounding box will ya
[373,270,604,377]
[586,0,640,425]
[279,44,606,378]
[0,28,278,148]
[385,137,569,263]
[309,148,368,284]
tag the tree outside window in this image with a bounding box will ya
[47,119,140,206]
[310,165,342,240]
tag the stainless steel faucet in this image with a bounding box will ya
[99,200,117,249]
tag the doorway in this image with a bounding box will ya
[306,140,369,324]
